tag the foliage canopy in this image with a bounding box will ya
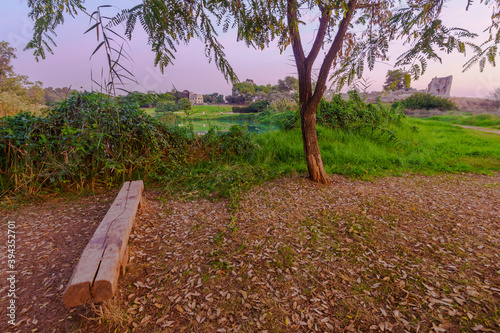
[383,69,411,91]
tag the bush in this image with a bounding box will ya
[397,93,457,110]
[156,100,180,112]
[233,100,269,113]
[116,92,159,108]
[0,92,256,196]
[0,91,44,117]
[256,108,299,130]
[317,90,405,131]
[179,98,191,111]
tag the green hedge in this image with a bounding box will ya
[395,93,457,110]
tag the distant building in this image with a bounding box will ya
[189,92,204,105]
[323,75,454,103]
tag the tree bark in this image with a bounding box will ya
[300,100,330,183]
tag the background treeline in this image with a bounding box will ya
[1,41,75,116]
[225,77,298,104]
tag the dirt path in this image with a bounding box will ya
[455,124,500,135]
[1,173,499,332]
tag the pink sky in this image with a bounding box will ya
[1,0,499,98]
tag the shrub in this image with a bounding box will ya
[179,98,191,111]
[256,108,299,130]
[116,92,159,108]
[397,93,457,110]
[156,100,180,112]
[0,92,256,196]
[271,98,297,113]
[0,91,44,117]
[233,100,269,113]
[317,90,405,131]
[275,110,299,130]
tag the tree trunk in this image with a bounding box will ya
[300,100,330,184]
[287,0,357,184]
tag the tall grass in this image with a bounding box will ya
[252,118,500,178]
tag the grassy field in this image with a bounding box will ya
[425,114,500,129]
[248,117,500,179]
[156,117,500,202]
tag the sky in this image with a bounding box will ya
[0,0,499,98]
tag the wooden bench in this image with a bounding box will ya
[63,180,144,308]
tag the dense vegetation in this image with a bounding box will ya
[0,41,75,116]
[156,98,191,112]
[317,91,405,131]
[395,92,457,110]
[232,100,270,113]
[0,92,254,197]
[1,91,499,201]
[383,69,411,91]
[225,77,297,104]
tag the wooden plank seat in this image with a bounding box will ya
[63,180,144,308]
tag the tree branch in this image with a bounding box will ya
[287,0,306,70]
[310,0,358,107]
[305,7,331,68]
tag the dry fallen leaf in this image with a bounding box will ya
[432,323,447,332]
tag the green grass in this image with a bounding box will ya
[160,117,500,205]
[249,117,500,179]
[425,114,500,129]
[3,94,500,203]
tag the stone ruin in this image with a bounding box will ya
[324,75,454,103]
[426,75,453,96]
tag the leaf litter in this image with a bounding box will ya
[0,173,499,332]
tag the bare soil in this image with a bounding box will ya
[454,125,500,136]
[1,173,499,332]
[450,98,500,115]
